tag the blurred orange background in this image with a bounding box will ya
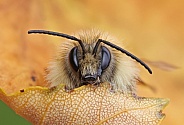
[0,0,183,124]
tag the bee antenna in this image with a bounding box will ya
[28,30,86,54]
[93,39,152,74]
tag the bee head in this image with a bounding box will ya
[69,41,111,84]
[28,30,152,87]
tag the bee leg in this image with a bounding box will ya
[109,84,116,93]
[64,86,74,93]
[92,77,100,86]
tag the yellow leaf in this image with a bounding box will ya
[0,83,169,125]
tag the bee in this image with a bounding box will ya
[28,29,152,93]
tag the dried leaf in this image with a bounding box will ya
[0,83,169,125]
[0,1,55,94]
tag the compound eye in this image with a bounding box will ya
[101,46,111,70]
[69,47,79,71]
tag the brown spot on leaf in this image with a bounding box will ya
[31,76,36,82]
[20,89,24,92]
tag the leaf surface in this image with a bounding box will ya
[0,1,169,124]
[0,83,169,125]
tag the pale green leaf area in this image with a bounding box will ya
[0,101,31,125]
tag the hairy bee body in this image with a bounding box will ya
[46,30,139,93]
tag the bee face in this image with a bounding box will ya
[79,53,100,84]
[69,42,111,85]
[28,29,152,93]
